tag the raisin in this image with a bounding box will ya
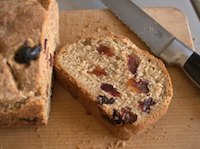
[101,83,121,97]
[97,45,114,57]
[109,108,137,125]
[127,55,139,74]
[127,78,149,94]
[112,109,123,124]
[89,65,107,76]
[121,107,138,124]
[97,95,115,105]
[14,44,42,64]
[138,98,156,113]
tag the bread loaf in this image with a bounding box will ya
[0,0,59,126]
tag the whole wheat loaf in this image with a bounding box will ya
[0,0,59,126]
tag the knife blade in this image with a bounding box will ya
[191,0,200,20]
[101,0,200,87]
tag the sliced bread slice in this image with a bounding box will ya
[55,36,173,139]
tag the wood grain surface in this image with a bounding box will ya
[0,8,200,149]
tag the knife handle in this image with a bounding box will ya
[160,39,200,87]
[183,52,200,86]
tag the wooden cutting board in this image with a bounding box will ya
[1,8,200,149]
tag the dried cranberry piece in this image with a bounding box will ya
[96,45,114,57]
[121,107,138,124]
[97,95,115,105]
[127,55,139,74]
[101,83,121,97]
[89,65,107,76]
[127,78,149,94]
[138,98,156,113]
[14,43,42,64]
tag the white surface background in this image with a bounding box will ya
[58,0,200,53]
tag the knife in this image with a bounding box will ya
[191,0,200,19]
[101,0,200,87]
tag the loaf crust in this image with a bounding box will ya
[55,36,173,139]
[0,0,59,126]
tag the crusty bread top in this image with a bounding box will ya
[56,36,173,125]
[0,0,47,58]
[0,0,57,107]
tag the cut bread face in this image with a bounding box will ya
[55,36,173,139]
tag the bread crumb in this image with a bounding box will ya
[107,142,112,149]
[97,27,101,32]
[119,141,126,148]
[35,127,41,138]
[154,136,160,140]
[65,141,68,145]
[80,140,85,144]
[82,28,86,32]
[34,127,39,132]
[98,145,103,149]
[77,140,86,149]
[162,134,166,138]
[153,125,157,129]
[77,145,81,149]
[85,24,89,28]
[160,127,164,130]
[164,131,167,134]
[107,140,127,149]
[76,140,94,149]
